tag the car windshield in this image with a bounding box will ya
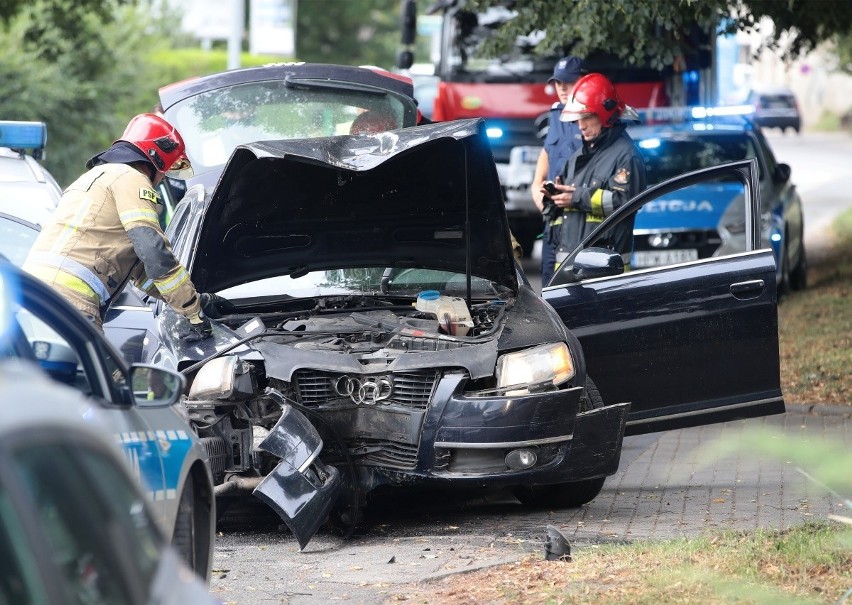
[0,184,58,225]
[217,267,503,301]
[444,7,556,82]
[0,216,38,266]
[164,80,410,176]
[637,134,757,185]
[759,94,796,108]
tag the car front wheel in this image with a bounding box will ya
[173,477,211,577]
[514,476,606,509]
[513,377,607,508]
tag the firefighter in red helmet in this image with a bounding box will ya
[24,113,233,339]
[545,73,646,268]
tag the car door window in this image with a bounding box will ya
[0,483,48,605]
[552,176,749,281]
[12,440,163,605]
[13,307,94,395]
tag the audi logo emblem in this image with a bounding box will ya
[334,375,393,405]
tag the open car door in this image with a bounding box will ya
[542,159,785,435]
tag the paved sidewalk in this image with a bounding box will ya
[550,405,850,543]
[209,406,851,604]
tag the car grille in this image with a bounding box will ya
[350,438,420,468]
[199,436,229,484]
[294,369,440,411]
[632,228,722,267]
[292,369,449,471]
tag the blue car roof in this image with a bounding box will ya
[628,118,757,138]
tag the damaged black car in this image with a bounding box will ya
[104,118,785,549]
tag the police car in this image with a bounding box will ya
[627,106,807,293]
[0,121,62,226]
[0,360,217,603]
[0,259,216,579]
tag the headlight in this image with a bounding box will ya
[724,211,773,236]
[496,343,575,394]
[189,355,239,399]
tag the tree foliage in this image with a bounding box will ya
[828,32,852,76]
[0,0,158,185]
[470,0,852,71]
[296,0,401,67]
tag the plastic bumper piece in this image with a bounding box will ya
[562,402,631,480]
[252,402,341,550]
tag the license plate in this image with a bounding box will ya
[632,249,699,267]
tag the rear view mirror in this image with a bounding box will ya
[773,162,791,184]
[573,247,625,280]
[130,365,186,408]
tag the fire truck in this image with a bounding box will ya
[398,0,712,255]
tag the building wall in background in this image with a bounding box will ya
[733,19,852,128]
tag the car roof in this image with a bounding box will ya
[749,86,796,96]
[159,62,416,112]
[628,110,759,138]
[0,148,62,223]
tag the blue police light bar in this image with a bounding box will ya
[638,138,661,149]
[486,127,503,139]
[636,105,755,123]
[0,121,47,151]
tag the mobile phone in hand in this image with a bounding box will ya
[543,181,558,195]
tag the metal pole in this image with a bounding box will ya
[228,0,245,70]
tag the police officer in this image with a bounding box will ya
[531,56,587,286]
[548,73,645,268]
[24,113,232,341]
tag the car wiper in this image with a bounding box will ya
[284,77,387,97]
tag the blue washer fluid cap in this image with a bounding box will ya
[418,290,440,300]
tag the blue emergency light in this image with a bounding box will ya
[636,105,755,123]
[486,126,504,139]
[0,121,48,158]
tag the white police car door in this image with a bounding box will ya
[11,274,169,521]
[543,159,785,435]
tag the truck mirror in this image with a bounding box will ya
[397,49,414,70]
[400,0,417,45]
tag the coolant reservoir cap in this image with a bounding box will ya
[418,290,440,301]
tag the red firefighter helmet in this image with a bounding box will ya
[118,113,191,174]
[560,73,625,127]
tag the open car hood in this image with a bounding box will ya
[190,118,519,294]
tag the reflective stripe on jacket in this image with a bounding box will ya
[23,163,202,320]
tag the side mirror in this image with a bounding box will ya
[397,0,417,69]
[573,247,625,280]
[32,339,78,385]
[773,162,791,184]
[397,50,414,70]
[400,0,417,44]
[130,364,186,408]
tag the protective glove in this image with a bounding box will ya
[182,315,213,342]
[200,292,236,319]
[541,197,562,222]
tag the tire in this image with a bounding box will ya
[579,376,604,412]
[777,242,791,296]
[514,477,606,509]
[790,246,808,291]
[513,376,606,509]
[173,477,210,577]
